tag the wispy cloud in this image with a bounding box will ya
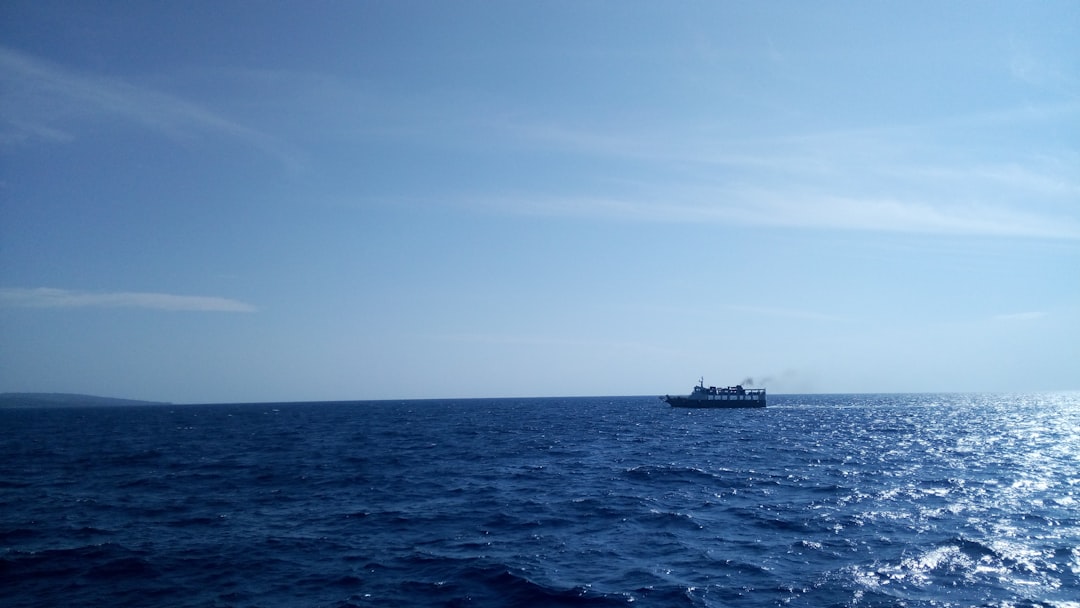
[726,305,846,323]
[729,192,1080,239]
[0,47,296,165]
[480,111,1080,239]
[0,288,257,312]
[994,311,1048,322]
[475,188,1080,240]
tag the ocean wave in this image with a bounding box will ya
[829,534,1079,607]
[390,558,698,607]
[623,464,725,485]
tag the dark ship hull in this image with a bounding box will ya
[663,379,766,408]
[664,396,765,408]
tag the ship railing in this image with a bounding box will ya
[710,387,766,395]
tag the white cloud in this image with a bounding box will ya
[475,189,1080,240]
[478,112,1080,239]
[739,193,1080,239]
[0,288,257,312]
[0,47,296,165]
[994,311,1048,322]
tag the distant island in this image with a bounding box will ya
[0,393,170,408]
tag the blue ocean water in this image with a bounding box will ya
[2,393,1079,607]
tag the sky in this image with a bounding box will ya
[1,2,1078,403]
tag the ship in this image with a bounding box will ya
[663,378,766,408]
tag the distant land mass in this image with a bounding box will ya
[0,393,170,408]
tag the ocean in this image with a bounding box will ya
[2,393,1078,607]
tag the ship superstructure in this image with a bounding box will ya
[663,378,766,408]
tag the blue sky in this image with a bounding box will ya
[1,2,1078,402]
